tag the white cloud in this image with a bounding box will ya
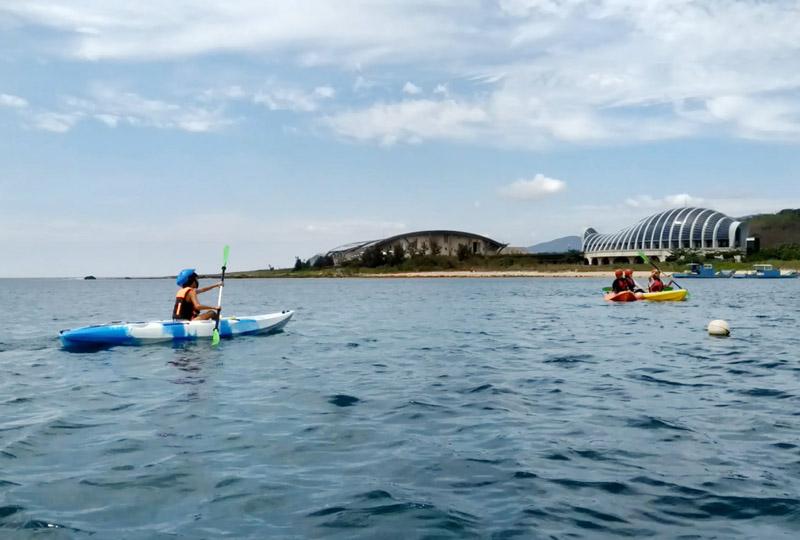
[705,95,800,139]
[0,93,28,108]
[624,193,705,209]
[433,84,448,96]
[30,112,81,133]
[325,98,488,145]
[500,174,566,201]
[94,113,119,127]
[402,82,421,95]
[3,1,800,145]
[68,87,230,132]
[19,87,231,133]
[200,85,247,101]
[254,85,335,112]
[314,85,335,99]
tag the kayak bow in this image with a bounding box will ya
[641,289,688,302]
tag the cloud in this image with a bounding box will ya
[624,193,705,209]
[500,174,566,201]
[325,98,488,145]
[253,85,335,112]
[0,1,484,63]
[26,87,233,133]
[3,1,800,145]
[30,112,81,132]
[704,95,800,139]
[402,82,421,95]
[0,93,29,108]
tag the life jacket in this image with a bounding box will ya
[612,278,630,293]
[173,287,199,320]
[649,277,664,292]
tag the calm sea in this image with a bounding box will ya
[1,277,799,539]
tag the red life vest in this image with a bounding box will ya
[612,278,630,292]
[649,277,664,292]
[173,287,199,320]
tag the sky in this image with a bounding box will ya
[1,0,800,277]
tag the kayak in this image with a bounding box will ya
[604,291,641,302]
[60,311,293,350]
[604,289,688,302]
[641,289,688,302]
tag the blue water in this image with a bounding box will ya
[1,277,799,538]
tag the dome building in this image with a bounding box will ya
[327,230,507,266]
[583,207,747,265]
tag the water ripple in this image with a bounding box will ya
[0,277,798,538]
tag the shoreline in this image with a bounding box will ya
[353,270,651,278]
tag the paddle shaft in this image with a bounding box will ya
[213,265,226,332]
[638,251,682,290]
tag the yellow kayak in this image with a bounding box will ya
[641,289,688,302]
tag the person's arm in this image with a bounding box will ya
[196,282,222,294]
[188,290,220,311]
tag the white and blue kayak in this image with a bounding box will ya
[60,311,293,350]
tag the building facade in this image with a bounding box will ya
[327,230,507,266]
[583,207,747,265]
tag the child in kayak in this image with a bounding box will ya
[624,268,645,293]
[648,269,665,292]
[648,269,677,292]
[611,269,631,292]
[173,269,222,321]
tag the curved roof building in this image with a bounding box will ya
[583,207,747,265]
[327,230,507,265]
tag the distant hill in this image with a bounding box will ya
[527,235,582,253]
[745,209,800,248]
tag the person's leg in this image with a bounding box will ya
[193,311,218,321]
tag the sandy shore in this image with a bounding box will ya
[359,270,656,278]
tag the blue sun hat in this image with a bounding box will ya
[176,268,197,286]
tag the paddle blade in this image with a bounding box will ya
[211,328,220,346]
[222,245,230,267]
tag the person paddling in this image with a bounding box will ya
[611,269,630,293]
[648,269,665,292]
[624,268,645,293]
[173,269,222,321]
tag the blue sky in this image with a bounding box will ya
[2,1,800,277]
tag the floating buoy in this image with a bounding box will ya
[708,319,730,337]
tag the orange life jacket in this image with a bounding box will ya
[173,287,199,320]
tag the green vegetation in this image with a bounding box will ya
[231,250,601,278]
[748,208,800,249]
[229,251,800,278]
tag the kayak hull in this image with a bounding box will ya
[641,289,688,302]
[60,311,293,350]
[604,291,641,302]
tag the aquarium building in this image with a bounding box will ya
[582,207,747,265]
[326,230,507,266]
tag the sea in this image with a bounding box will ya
[0,277,799,539]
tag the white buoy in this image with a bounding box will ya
[708,319,730,337]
